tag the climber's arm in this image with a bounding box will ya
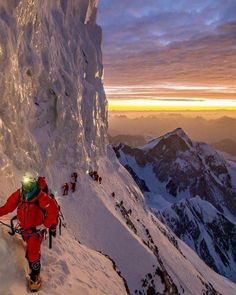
[0,190,21,217]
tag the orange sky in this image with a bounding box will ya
[98,1,236,111]
[106,84,236,111]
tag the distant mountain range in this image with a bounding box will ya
[109,114,236,144]
[113,128,236,282]
[108,134,148,147]
[212,139,236,156]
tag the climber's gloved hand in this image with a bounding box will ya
[36,225,47,233]
[49,224,57,237]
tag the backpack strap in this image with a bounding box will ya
[17,190,46,217]
[17,189,24,208]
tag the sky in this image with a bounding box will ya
[97,0,236,111]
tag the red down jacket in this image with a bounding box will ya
[38,176,47,191]
[0,189,59,229]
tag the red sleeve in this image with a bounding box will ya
[0,190,21,217]
[38,193,59,228]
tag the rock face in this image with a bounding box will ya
[114,128,236,282]
[0,0,107,176]
[114,128,236,215]
[159,197,236,281]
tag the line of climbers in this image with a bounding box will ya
[57,169,103,197]
[88,170,102,184]
[62,172,78,196]
[0,173,61,292]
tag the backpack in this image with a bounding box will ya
[11,189,65,237]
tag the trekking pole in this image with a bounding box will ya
[49,230,52,249]
[59,211,66,228]
[59,218,62,236]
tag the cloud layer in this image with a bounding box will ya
[98,0,236,106]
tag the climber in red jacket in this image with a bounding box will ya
[0,173,59,292]
[62,183,69,196]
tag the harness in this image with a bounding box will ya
[0,216,44,237]
[0,191,66,248]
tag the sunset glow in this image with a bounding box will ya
[106,84,236,111]
[109,98,236,111]
[98,1,236,112]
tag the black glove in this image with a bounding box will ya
[49,225,57,237]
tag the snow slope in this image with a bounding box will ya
[59,155,236,295]
[0,1,236,295]
[4,155,236,294]
[0,223,128,295]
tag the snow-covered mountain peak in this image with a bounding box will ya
[114,129,236,284]
[115,129,236,212]
[163,127,190,141]
[140,127,192,153]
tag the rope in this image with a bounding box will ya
[0,219,46,237]
[0,220,12,229]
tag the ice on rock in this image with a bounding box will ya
[0,0,107,177]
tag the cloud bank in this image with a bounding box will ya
[98,0,236,106]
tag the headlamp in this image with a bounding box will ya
[22,176,31,184]
[21,173,37,194]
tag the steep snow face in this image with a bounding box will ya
[0,0,107,181]
[0,225,128,295]
[61,157,236,295]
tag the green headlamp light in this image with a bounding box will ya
[21,174,37,193]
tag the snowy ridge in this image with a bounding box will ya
[3,155,236,294]
[60,156,236,294]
